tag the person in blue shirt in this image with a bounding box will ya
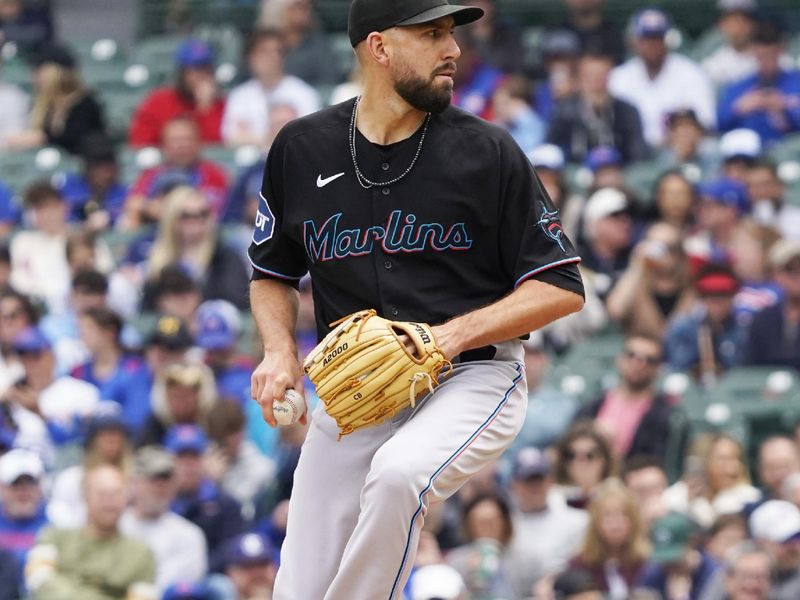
[0,181,20,239]
[167,425,246,565]
[70,306,151,434]
[52,132,127,230]
[718,20,800,144]
[0,449,49,594]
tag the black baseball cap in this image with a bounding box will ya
[348,0,484,47]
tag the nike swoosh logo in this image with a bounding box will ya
[316,172,345,188]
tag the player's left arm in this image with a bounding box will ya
[432,279,583,360]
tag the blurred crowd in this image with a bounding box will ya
[1,0,800,599]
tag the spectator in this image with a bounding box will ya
[527,144,574,227]
[743,239,800,367]
[505,447,588,599]
[560,0,626,64]
[407,563,467,600]
[702,0,759,87]
[657,109,718,175]
[747,159,800,239]
[704,514,747,563]
[3,326,99,454]
[462,0,525,74]
[569,478,651,599]
[533,29,581,122]
[9,182,70,314]
[508,334,577,453]
[222,28,320,149]
[71,307,151,432]
[638,512,720,600]
[578,187,634,299]
[553,421,615,509]
[756,436,800,505]
[551,567,605,600]
[606,222,693,339]
[54,133,127,231]
[0,288,37,391]
[207,532,278,600]
[714,541,774,600]
[162,581,214,600]
[142,186,249,310]
[6,44,105,154]
[123,118,229,228]
[452,27,505,120]
[584,145,627,190]
[129,39,225,147]
[195,300,253,405]
[664,434,761,528]
[548,49,649,164]
[0,546,17,600]
[576,334,677,462]
[652,170,697,232]
[622,456,670,526]
[0,449,47,592]
[120,446,207,593]
[490,75,544,155]
[167,425,245,562]
[718,128,761,183]
[142,315,194,388]
[664,264,748,382]
[609,8,715,147]
[685,179,750,268]
[138,362,217,448]
[25,465,155,600]
[717,20,800,143]
[258,0,339,87]
[784,473,800,508]
[0,180,19,240]
[0,58,29,149]
[702,501,800,600]
[0,0,52,54]
[47,402,132,529]
[146,267,204,325]
[205,401,275,513]
[446,492,516,600]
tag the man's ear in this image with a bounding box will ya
[365,31,391,67]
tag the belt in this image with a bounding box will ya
[454,345,496,364]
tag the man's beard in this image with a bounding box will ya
[393,61,455,114]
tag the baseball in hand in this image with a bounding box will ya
[273,389,306,425]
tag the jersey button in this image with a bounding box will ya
[381,162,390,171]
[384,260,392,270]
[382,187,390,196]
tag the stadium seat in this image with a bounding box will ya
[687,29,725,62]
[129,35,185,82]
[102,89,148,143]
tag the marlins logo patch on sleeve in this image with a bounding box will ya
[536,201,566,253]
[252,193,276,246]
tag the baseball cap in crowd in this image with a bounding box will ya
[79,132,117,165]
[541,29,581,58]
[552,568,603,598]
[0,448,44,485]
[512,446,551,480]
[698,178,749,214]
[12,327,52,354]
[162,581,213,600]
[165,424,209,455]
[147,315,193,351]
[717,0,758,15]
[409,564,466,600]
[584,188,629,225]
[224,532,276,568]
[719,128,762,162]
[584,145,623,173]
[650,512,696,563]
[175,38,214,68]
[348,0,484,47]
[694,268,740,297]
[749,500,800,543]
[195,300,242,350]
[527,144,565,171]
[769,238,800,270]
[84,401,129,445]
[134,446,176,478]
[631,8,672,39]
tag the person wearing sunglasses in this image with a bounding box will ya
[575,334,676,464]
[553,422,615,509]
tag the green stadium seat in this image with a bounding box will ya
[687,29,725,62]
[130,35,185,82]
[102,89,148,143]
[202,145,238,174]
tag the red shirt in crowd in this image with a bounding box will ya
[128,87,226,147]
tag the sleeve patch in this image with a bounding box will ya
[536,202,566,253]
[252,192,276,246]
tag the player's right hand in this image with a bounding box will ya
[251,351,305,427]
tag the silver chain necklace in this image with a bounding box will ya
[349,96,431,189]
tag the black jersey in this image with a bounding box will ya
[248,98,583,335]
